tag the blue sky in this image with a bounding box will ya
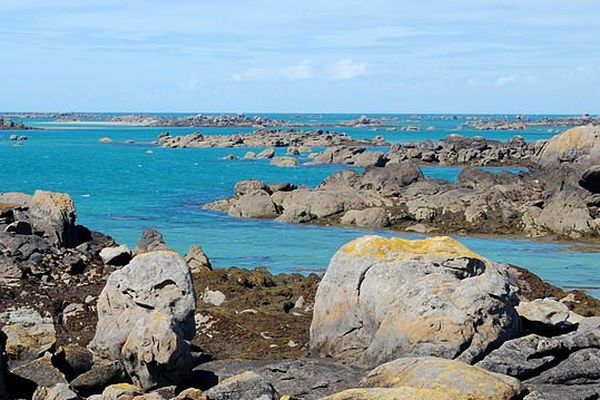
[1,0,599,113]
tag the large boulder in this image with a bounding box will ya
[536,125,600,173]
[358,356,524,400]
[310,235,520,368]
[0,308,56,368]
[28,191,77,248]
[32,383,80,400]
[121,311,192,390]
[88,251,196,361]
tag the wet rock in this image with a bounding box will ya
[88,251,196,361]
[205,371,278,400]
[185,245,212,273]
[32,383,80,400]
[0,307,56,368]
[310,236,520,368]
[121,311,193,390]
[28,191,77,248]
[99,245,132,267]
[358,356,524,400]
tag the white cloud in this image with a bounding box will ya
[231,60,313,82]
[467,73,536,87]
[327,59,368,80]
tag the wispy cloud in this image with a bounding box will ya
[327,59,368,80]
[231,60,313,82]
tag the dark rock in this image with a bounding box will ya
[204,371,278,400]
[69,361,126,396]
[11,353,67,389]
[4,221,32,235]
[54,345,94,381]
[579,165,600,194]
[134,229,170,254]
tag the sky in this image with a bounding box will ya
[1,0,599,114]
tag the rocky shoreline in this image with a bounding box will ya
[464,114,600,131]
[1,190,600,399]
[158,129,388,149]
[0,118,34,131]
[205,126,600,241]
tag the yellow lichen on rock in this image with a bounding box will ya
[340,235,485,262]
[320,387,459,400]
[359,357,523,400]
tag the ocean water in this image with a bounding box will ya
[2,114,599,296]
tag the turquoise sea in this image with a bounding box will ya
[2,114,599,296]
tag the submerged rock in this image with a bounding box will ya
[310,235,520,368]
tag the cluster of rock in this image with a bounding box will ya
[0,118,32,131]
[206,126,600,240]
[2,189,600,399]
[465,114,600,130]
[158,129,387,149]
[111,114,292,128]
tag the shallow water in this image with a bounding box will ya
[2,114,599,296]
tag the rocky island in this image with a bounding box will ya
[1,187,600,400]
[205,126,600,241]
[0,118,34,131]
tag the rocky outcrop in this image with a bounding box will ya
[158,129,387,149]
[185,245,212,273]
[535,125,600,172]
[28,191,78,248]
[309,236,521,368]
[204,371,279,400]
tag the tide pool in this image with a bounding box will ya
[2,114,599,296]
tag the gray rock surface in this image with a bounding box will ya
[88,251,196,361]
[32,383,80,400]
[205,371,278,400]
[121,311,193,390]
[28,191,77,248]
[185,244,212,273]
[99,245,131,267]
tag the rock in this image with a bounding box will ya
[340,208,389,228]
[135,229,171,254]
[352,151,386,168]
[121,311,193,390]
[32,383,80,400]
[88,251,196,361]
[228,191,279,219]
[321,387,459,400]
[28,190,77,248]
[0,307,56,368]
[0,335,7,400]
[99,245,132,267]
[243,151,256,160]
[234,180,269,196]
[173,388,205,400]
[359,356,524,400]
[98,138,113,144]
[0,255,22,283]
[101,383,143,400]
[476,317,600,381]
[185,245,212,273]
[359,162,424,196]
[11,353,67,388]
[4,220,32,235]
[516,298,574,332]
[536,125,600,173]
[256,148,275,159]
[309,235,520,368]
[579,165,600,194]
[70,361,126,396]
[61,303,86,325]
[202,288,226,306]
[54,345,94,381]
[270,157,297,167]
[205,371,279,400]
